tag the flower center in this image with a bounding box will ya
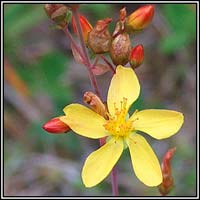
[103,98,133,137]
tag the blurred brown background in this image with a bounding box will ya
[3,3,196,196]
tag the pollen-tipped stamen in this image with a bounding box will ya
[104,98,133,137]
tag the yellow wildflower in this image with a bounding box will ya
[60,65,184,188]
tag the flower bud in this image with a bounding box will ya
[129,44,144,69]
[88,18,112,54]
[110,32,131,66]
[72,14,93,44]
[42,117,70,134]
[44,4,70,28]
[126,5,154,32]
[83,91,107,118]
[158,147,176,196]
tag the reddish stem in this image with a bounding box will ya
[71,7,119,196]
[72,8,101,99]
[111,166,119,196]
[63,27,85,64]
[101,55,115,74]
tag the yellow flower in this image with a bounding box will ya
[60,65,184,188]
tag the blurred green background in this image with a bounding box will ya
[4,3,196,196]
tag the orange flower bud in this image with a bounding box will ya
[88,18,112,54]
[44,4,70,28]
[158,147,176,196]
[110,32,131,66]
[129,44,144,69]
[72,14,93,44]
[126,5,154,32]
[83,91,107,118]
[42,117,70,134]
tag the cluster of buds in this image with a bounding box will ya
[73,5,153,68]
[158,147,176,196]
[44,4,154,70]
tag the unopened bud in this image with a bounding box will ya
[126,5,154,32]
[110,32,131,66]
[83,91,107,118]
[42,117,70,134]
[44,4,70,28]
[88,18,112,54]
[129,44,144,69]
[158,147,176,196]
[72,14,93,44]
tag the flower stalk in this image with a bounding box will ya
[71,7,119,195]
[111,166,119,196]
[71,7,101,99]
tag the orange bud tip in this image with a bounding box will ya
[129,44,144,69]
[72,14,92,44]
[42,117,70,134]
[126,5,155,32]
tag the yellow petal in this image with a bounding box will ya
[60,104,108,139]
[82,137,123,187]
[107,65,140,116]
[126,133,162,186]
[130,109,184,139]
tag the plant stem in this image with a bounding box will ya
[72,7,119,196]
[101,55,115,74]
[111,166,119,196]
[72,8,101,98]
[63,27,85,63]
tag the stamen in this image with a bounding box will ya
[104,98,134,137]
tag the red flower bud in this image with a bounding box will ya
[72,14,93,44]
[88,18,112,54]
[126,5,154,32]
[42,117,70,134]
[158,147,176,196]
[129,44,144,69]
